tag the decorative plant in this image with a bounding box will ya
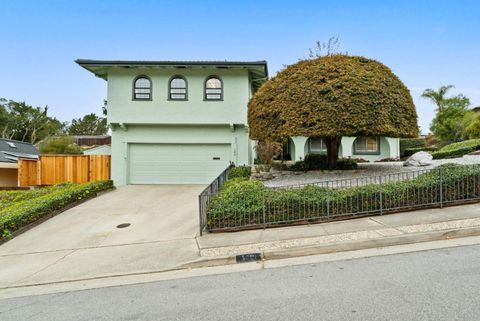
[254,140,282,170]
[248,55,418,169]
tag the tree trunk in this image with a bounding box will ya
[325,136,342,169]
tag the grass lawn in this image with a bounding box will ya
[0,180,113,240]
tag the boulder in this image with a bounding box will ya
[403,151,433,167]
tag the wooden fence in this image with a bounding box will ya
[18,155,111,186]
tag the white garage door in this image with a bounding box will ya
[128,143,231,184]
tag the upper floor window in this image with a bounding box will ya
[204,76,223,100]
[169,76,187,100]
[353,137,380,154]
[309,137,327,153]
[133,76,152,100]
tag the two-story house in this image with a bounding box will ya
[76,60,268,185]
[77,59,400,186]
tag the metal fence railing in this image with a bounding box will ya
[198,165,233,235]
[203,164,480,233]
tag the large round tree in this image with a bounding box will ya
[248,55,418,168]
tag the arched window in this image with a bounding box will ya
[133,76,152,100]
[204,76,223,100]
[353,137,380,154]
[169,76,187,100]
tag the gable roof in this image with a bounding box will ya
[0,139,39,163]
[75,59,268,90]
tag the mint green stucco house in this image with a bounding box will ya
[77,59,400,186]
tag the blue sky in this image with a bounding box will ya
[1,0,479,133]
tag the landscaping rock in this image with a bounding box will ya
[403,151,433,167]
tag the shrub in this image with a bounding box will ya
[255,140,282,165]
[207,164,480,230]
[400,138,425,156]
[228,166,251,179]
[38,136,83,154]
[375,157,401,162]
[0,180,113,239]
[287,161,309,171]
[304,154,328,170]
[352,157,369,163]
[431,139,480,159]
[337,158,358,170]
[404,146,438,157]
[288,154,358,171]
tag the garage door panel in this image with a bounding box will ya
[129,144,230,184]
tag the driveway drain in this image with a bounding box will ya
[116,223,131,229]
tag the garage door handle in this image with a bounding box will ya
[213,157,221,160]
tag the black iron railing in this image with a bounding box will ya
[198,165,233,235]
[204,164,480,232]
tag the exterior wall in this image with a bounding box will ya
[0,168,17,187]
[111,124,249,185]
[107,68,251,125]
[291,136,400,162]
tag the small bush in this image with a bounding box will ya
[287,161,309,171]
[337,158,358,170]
[228,166,251,179]
[0,180,113,239]
[255,140,282,165]
[304,154,328,170]
[352,157,369,163]
[404,146,438,157]
[431,139,480,159]
[288,154,358,171]
[375,157,401,162]
[400,138,426,156]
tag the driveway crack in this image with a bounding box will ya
[7,249,77,288]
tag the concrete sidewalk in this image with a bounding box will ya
[1,201,480,295]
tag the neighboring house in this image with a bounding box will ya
[77,59,400,185]
[83,145,111,155]
[0,138,39,187]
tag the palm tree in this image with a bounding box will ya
[421,85,454,112]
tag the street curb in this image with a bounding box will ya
[183,226,480,270]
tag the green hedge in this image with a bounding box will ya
[400,138,426,156]
[207,164,480,230]
[0,180,113,239]
[404,146,438,157]
[431,139,480,159]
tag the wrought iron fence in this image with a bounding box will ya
[203,164,480,233]
[198,165,233,235]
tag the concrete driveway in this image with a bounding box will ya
[0,185,205,288]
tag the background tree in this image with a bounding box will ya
[248,55,418,168]
[421,85,454,112]
[0,98,65,143]
[67,113,108,136]
[427,92,472,141]
[464,113,480,139]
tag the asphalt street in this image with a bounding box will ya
[0,244,479,321]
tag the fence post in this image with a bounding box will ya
[439,166,443,208]
[198,195,203,236]
[326,181,330,219]
[262,190,266,225]
[379,176,383,215]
